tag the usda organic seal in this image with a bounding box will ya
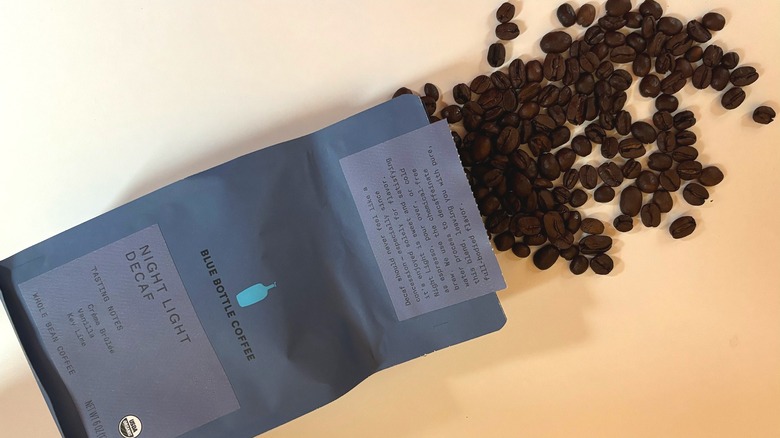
[119,415,142,437]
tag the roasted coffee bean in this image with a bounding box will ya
[421,96,437,116]
[605,0,632,16]
[560,245,579,261]
[656,131,676,153]
[652,111,674,131]
[479,194,502,215]
[686,46,704,62]
[525,233,548,246]
[620,186,643,216]
[528,134,552,156]
[590,254,614,275]
[576,73,597,94]
[538,85,560,107]
[515,216,541,236]
[493,232,515,251]
[441,105,463,124]
[677,160,703,180]
[753,106,776,125]
[533,244,560,270]
[571,135,593,157]
[702,12,726,31]
[478,88,503,110]
[625,11,644,28]
[657,16,683,35]
[500,112,521,128]
[565,210,582,233]
[611,45,637,63]
[490,155,510,171]
[518,102,540,120]
[563,58,582,86]
[496,2,516,23]
[569,189,588,207]
[640,0,663,19]
[699,166,724,186]
[659,168,681,191]
[619,137,646,159]
[496,22,520,40]
[496,126,520,154]
[675,58,694,78]
[702,45,723,67]
[579,165,598,190]
[580,235,613,255]
[557,3,577,27]
[622,159,642,179]
[692,65,713,89]
[482,169,505,188]
[601,136,619,159]
[599,162,624,187]
[605,31,627,48]
[512,242,531,258]
[710,66,731,91]
[534,114,557,134]
[585,124,607,143]
[721,87,746,110]
[470,135,492,162]
[636,170,660,193]
[656,94,679,112]
[687,19,712,43]
[539,153,562,180]
[569,255,589,274]
[584,26,606,45]
[594,185,616,203]
[579,52,600,73]
[652,190,674,213]
[580,218,605,235]
[543,54,566,81]
[721,52,740,70]
[491,71,512,90]
[614,214,634,232]
[543,211,568,240]
[599,15,628,32]
[570,40,591,58]
[660,71,686,95]
[392,87,414,98]
[640,202,662,227]
[672,146,699,162]
[626,32,648,53]
[470,75,492,94]
[639,74,661,97]
[502,90,518,112]
[526,60,544,83]
[563,168,579,189]
[609,69,633,91]
[424,83,439,101]
[673,110,696,130]
[556,147,577,171]
[541,31,573,54]
[674,130,696,147]
[576,4,596,26]
[633,53,652,76]
[648,152,673,171]
[730,66,759,86]
[683,183,709,206]
[487,42,506,67]
[615,110,632,135]
[549,105,568,126]
[486,211,511,234]
[631,121,658,144]
[510,173,533,196]
[669,215,696,239]
[507,59,526,87]
[453,83,472,105]
[641,15,656,39]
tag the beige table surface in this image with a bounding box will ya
[1,1,779,437]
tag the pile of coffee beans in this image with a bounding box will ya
[393,0,774,275]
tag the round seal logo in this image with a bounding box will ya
[118,415,142,438]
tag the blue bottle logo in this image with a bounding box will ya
[236,282,277,308]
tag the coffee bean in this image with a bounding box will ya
[533,244,560,270]
[673,110,696,130]
[421,96,437,116]
[677,160,703,181]
[569,189,588,207]
[633,53,652,76]
[508,242,531,260]
[570,255,589,274]
[541,31,573,54]
[631,121,658,144]
[528,134,552,156]
[557,3,577,27]
[486,211,511,234]
[622,159,642,179]
[669,215,696,239]
[641,15,656,39]
[659,168,681,191]
[605,0,632,16]
[576,4,596,26]
[652,111,674,131]
[687,20,712,43]
[710,67,730,91]
[581,218,605,235]
[422,83,439,101]
[639,0,663,19]
[639,74,661,97]
[577,165,597,190]
[525,61,544,83]
[648,152,673,171]
[493,232,515,251]
[495,126,519,154]
[561,168,578,190]
[611,45,637,63]
[557,148,577,171]
[753,106,776,124]
[660,71,686,95]
[496,2,516,23]
[675,130,697,146]
[525,233,548,246]
[620,186,643,216]
[703,45,723,67]
[452,83,471,105]
[656,94,679,112]
[585,124,607,144]
[538,153,561,180]
[560,245,579,261]
[625,12,643,28]
[470,135,492,162]
[440,105,462,124]
[636,170,660,193]
[542,211,567,240]
[599,15,628,32]
[640,202,662,227]
[698,166,724,187]
[692,65,713,89]
[571,135,593,157]
[601,137,619,159]
[656,131,676,153]
[675,58,694,78]
[470,75,492,94]
[655,52,674,75]
[619,137,646,159]
[543,54,566,81]
[613,214,634,232]
[479,195,501,216]
[721,52,740,70]
[584,26,606,45]
[657,16,683,35]
[496,22,520,40]
[576,73,596,94]
[730,66,759,86]
[683,182,709,206]
[590,254,614,275]
[609,70,633,91]
[580,235,613,255]
[652,190,674,213]
[599,162,624,187]
[393,87,414,98]
[491,71,512,90]
[671,145,698,162]
[591,185,615,203]
[721,87,746,110]
[605,31,627,48]
[487,42,506,67]
[686,46,703,62]
[702,12,725,31]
